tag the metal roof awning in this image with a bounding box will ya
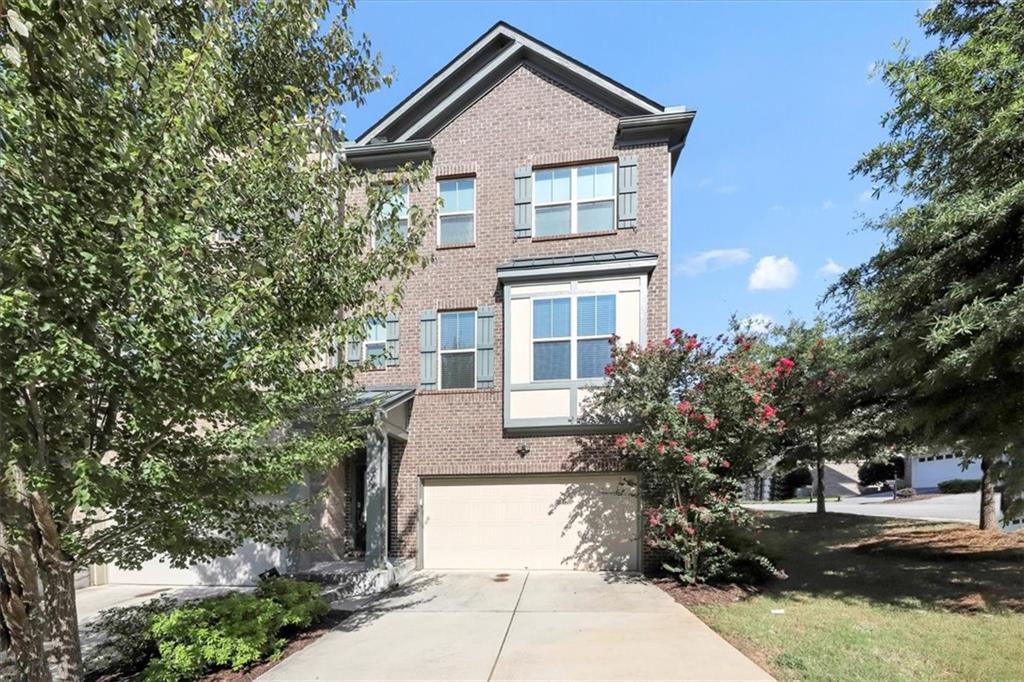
[351,386,416,413]
[496,249,659,282]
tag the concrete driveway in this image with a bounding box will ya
[259,571,771,682]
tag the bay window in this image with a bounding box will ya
[532,294,616,381]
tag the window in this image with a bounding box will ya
[438,178,475,246]
[532,298,571,380]
[439,310,475,389]
[534,163,615,237]
[374,185,409,247]
[364,319,387,369]
[531,294,616,381]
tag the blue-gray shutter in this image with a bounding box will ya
[617,155,638,230]
[385,313,400,367]
[475,305,495,388]
[419,310,437,389]
[514,165,532,238]
[345,338,361,364]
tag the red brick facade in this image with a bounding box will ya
[358,64,672,561]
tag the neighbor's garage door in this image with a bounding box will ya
[422,474,638,571]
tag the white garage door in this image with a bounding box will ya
[107,541,287,586]
[422,474,638,571]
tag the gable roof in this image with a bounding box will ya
[354,21,686,146]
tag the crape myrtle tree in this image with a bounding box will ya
[0,2,430,679]
[829,0,1024,529]
[589,329,783,584]
[764,320,887,514]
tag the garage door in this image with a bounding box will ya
[422,474,638,571]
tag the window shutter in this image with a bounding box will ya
[345,339,362,364]
[617,155,638,230]
[475,305,495,388]
[514,165,532,238]
[419,310,437,389]
[385,313,400,367]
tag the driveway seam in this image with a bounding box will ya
[486,571,529,682]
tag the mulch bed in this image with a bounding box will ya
[851,523,1024,562]
[199,610,349,682]
[652,578,759,607]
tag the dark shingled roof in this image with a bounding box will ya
[497,249,658,272]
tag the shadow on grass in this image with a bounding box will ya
[756,512,1024,613]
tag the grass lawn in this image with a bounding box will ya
[690,512,1024,682]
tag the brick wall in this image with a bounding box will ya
[356,64,672,563]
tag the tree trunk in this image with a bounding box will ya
[815,456,827,514]
[0,536,50,682]
[979,457,999,531]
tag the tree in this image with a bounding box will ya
[830,0,1024,529]
[764,321,883,514]
[589,330,782,584]
[0,2,429,678]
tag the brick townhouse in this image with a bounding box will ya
[96,21,694,586]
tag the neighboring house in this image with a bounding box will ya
[98,21,693,585]
[810,462,861,498]
[905,452,983,490]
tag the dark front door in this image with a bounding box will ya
[353,454,367,553]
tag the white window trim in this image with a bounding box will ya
[530,293,616,382]
[437,178,476,246]
[438,310,476,389]
[363,319,387,369]
[372,184,410,249]
[533,162,617,237]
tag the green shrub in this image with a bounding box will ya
[142,578,327,681]
[85,596,178,678]
[938,478,982,494]
[858,456,905,486]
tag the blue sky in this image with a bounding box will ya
[342,1,931,336]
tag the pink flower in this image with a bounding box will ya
[685,527,696,536]
[776,357,795,376]
[634,436,645,448]
[677,400,692,414]
[613,435,628,448]
[699,459,708,467]
[662,337,673,347]
[671,328,683,338]
[684,336,700,352]
[706,417,720,430]
[603,364,615,376]
[656,442,667,455]
[721,459,731,469]
[762,404,777,421]
[683,454,695,464]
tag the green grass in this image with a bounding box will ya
[691,513,1024,682]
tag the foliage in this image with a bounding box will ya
[858,456,906,486]
[938,479,983,494]
[85,596,180,678]
[0,1,429,676]
[589,329,783,584]
[830,0,1024,525]
[142,579,328,681]
[771,467,812,500]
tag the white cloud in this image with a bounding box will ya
[859,189,874,203]
[770,204,785,212]
[821,199,834,210]
[818,258,845,277]
[697,177,713,188]
[739,314,774,334]
[715,184,738,194]
[748,256,799,291]
[677,248,751,276]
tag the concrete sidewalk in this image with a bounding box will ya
[258,571,771,682]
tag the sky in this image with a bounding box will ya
[340,1,933,337]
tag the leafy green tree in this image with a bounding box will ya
[830,0,1024,529]
[0,2,428,678]
[590,330,782,584]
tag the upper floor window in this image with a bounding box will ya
[438,178,475,246]
[534,163,616,238]
[374,185,409,247]
[363,318,387,368]
[439,310,475,388]
[532,294,616,381]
